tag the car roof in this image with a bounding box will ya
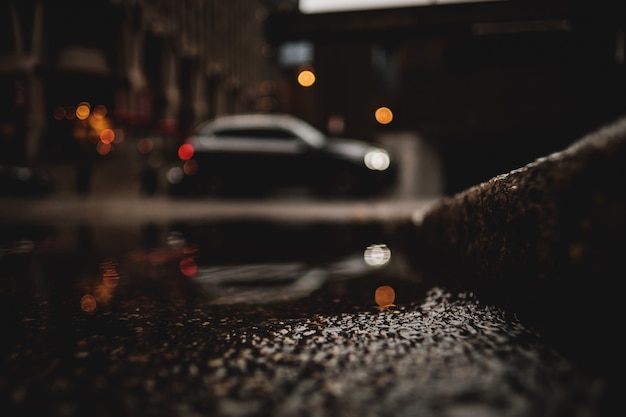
[197,113,302,130]
[195,113,326,147]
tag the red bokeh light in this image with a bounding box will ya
[178,144,195,161]
[179,257,198,277]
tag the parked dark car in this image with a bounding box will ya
[166,113,398,198]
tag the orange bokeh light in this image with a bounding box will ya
[76,103,91,120]
[374,285,396,310]
[375,107,393,125]
[297,70,316,87]
[80,294,97,313]
[102,272,120,288]
[100,128,115,144]
[93,104,107,119]
[97,141,111,155]
[53,107,66,120]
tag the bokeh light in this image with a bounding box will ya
[53,106,66,120]
[166,166,184,184]
[92,104,107,119]
[180,257,198,277]
[364,149,390,171]
[183,159,199,175]
[375,107,393,125]
[374,285,396,310]
[97,141,112,155]
[364,243,391,267]
[99,128,115,144]
[178,143,195,161]
[297,69,316,87]
[76,102,91,120]
[80,294,97,313]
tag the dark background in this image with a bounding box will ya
[1,0,625,195]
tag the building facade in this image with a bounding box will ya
[1,0,281,171]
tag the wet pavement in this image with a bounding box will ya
[4,107,626,417]
[0,192,616,417]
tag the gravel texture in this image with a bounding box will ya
[2,285,602,417]
[408,116,626,416]
[3,116,624,417]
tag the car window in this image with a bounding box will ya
[213,128,298,141]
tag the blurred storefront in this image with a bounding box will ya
[0,0,279,195]
[4,1,624,197]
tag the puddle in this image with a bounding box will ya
[0,219,431,320]
[0,216,614,417]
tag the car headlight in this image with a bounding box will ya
[364,148,390,171]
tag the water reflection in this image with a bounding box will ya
[0,220,427,316]
[363,243,391,267]
[374,285,396,311]
[80,294,97,313]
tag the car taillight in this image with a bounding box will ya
[178,143,195,161]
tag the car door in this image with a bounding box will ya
[209,126,310,193]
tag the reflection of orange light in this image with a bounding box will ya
[297,70,316,87]
[102,273,120,288]
[374,285,396,311]
[100,128,115,144]
[179,257,197,277]
[81,294,97,312]
[375,107,393,125]
[94,283,114,304]
[178,144,194,161]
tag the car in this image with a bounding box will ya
[165,113,398,198]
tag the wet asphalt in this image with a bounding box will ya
[0,194,617,417]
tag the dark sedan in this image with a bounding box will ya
[166,113,398,198]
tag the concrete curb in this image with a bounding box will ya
[412,115,626,394]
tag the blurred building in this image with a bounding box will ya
[1,1,625,196]
[0,0,279,191]
[267,1,626,193]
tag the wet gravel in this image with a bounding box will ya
[2,286,603,417]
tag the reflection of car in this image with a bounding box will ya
[168,221,392,305]
[166,113,398,197]
[0,165,55,197]
[168,221,399,306]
